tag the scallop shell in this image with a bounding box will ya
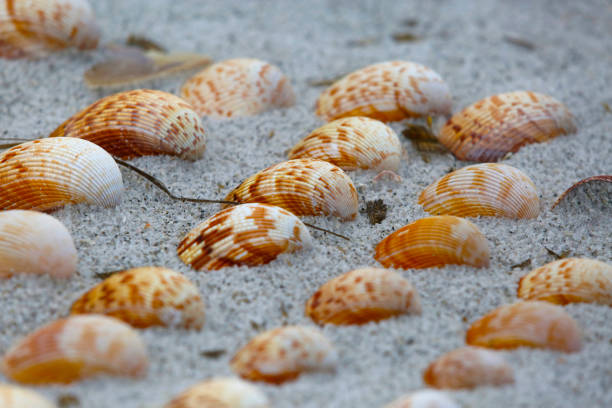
[374,216,490,269]
[316,61,452,122]
[438,91,576,162]
[423,346,514,389]
[2,315,148,384]
[0,210,77,278]
[0,137,123,211]
[224,159,358,221]
[70,266,205,329]
[466,301,582,353]
[551,175,612,212]
[517,258,612,306]
[0,384,57,408]
[305,267,421,325]
[49,89,206,160]
[164,377,269,408]
[383,390,460,408]
[180,58,295,118]
[178,203,313,271]
[288,117,402,172]
[418,163,539,218]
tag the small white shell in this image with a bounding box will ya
[383,390,460,408]
[164,377,269,408]
[0,384,57,408]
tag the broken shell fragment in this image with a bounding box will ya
[418,163,539,218]
[0,384,57,408]
[383,390,460,408]
[164,377,269,408]
[551,175,612,212]
[50,89,206,160]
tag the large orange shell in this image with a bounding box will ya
[418,163,540,218]
[374,216,490,269]
[383,390,460,408]
[438,91,576,162]
[70,266,205,329]
[0,384,57,408]
[164,377,270,408]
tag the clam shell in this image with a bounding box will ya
[288,116,402,172]
[305,267,421,325]
[316,61,452,122]
[0,384,57,408]
[70,266,205,329]
[438,91,576,162]
[2,315,148,384]
[0,210,77,278]
[374,216,490,269]
[466,301,582,353]
[383,390,460,408]
[224,159,359,221]
[230,325,338,384]
[418,163,539,218]
[177,203,313,271]
[551,175,612,212]
[0,0,99,59]
[180,58,295,118]
[0,137,123,211]
[164,377,269,408]
[50,89,206,160]
[517,258,612,306]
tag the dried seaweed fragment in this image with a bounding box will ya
[361,199,388,225]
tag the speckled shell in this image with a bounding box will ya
[0,137,123,211]
[230,325,338,384]
[423,346,514,389]
[2,315,148,384]
[383,390,460,408]
[305,267,421,325]
[438,91,576,162]
[551,175,612,212]
[50,89,206,160]
[288,117,402,172]
[316,61,452,122]
[0,384,57,408]
[518,258,612,306]
[0,0,99,59]
[418,163,539,218]
[466,301,582,353]
[164,377,269,408]
[180,58,295,118]
[178,203,313,271]
[0,210,77,278]
[224,159,358,221]
[374,216,490,269]
[70,266,205,329]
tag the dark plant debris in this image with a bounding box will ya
[126,34,167,52]
[361,199,388,225]
[392,32,421,42]
[503,35,536,51]
[200,348,227,359]
[58,394,80,408]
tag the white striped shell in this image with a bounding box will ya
[0,384,57,408]
[164,377,269,408]
[383,390,460,408]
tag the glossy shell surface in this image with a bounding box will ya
[383,390,460,408]
[164,377,269,408]
[0,384,57,408]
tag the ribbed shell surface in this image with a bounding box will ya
[0,384,57,408]
[383,390,461,408]
[164,377,270,408]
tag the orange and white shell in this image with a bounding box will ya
[0,210,77,278]
[466,301,582,353]
[177,203,313,271]
[164,377,269,408]
[0,137,123,211]
[315,61,452,122]
[518,258,612,306]
[383,390,460,408]
[0,0,100,59]
[180,58,295,118]
[374,216,490,269]
[0,384,57,408]
[224,159,358,221]
[50,89,206,160]
[230,325,338,384]
[423,346,514,389]
[288,117,402,172]
[2,315,148,384]
[418,163,539,218]
[305,267,421,325]
[438,91,576,162]
[70,266,205,329]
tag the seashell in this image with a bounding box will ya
[0,384,57,408]
[374,216,490,269]
[0,210,77,278]
[305,267,421,325]
[466,301,582,353]
[224,159,358,221]
[437,91,576,162]
[49,89,206,160]
[315,61,452,122]
[288,116,402,172]
[383,390,460,408]
[70,266,205,329]
[517,258,612,306]
[2,315,148,384]
[0,137,123,211]
[178,203,313,271]
[164,377,269,408]
[180,58,295,118]
[551,175,612,212]
[418,163,539,218]
[423,346,514,389]
[230,325,338,384]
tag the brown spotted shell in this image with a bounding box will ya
[0,384,57,408]
[383,390,460,408]
[164,377,270,408]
